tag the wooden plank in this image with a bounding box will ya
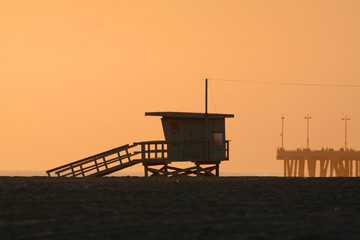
[144,165,148,178]
[146,165,203,177]
[80,165,85,177]
[162,143,165,159]
[125,148,131,162]
[167,166,185,171]
[155,144,158,158]
[163,166,198,176]
[117,152,122,164]
[94,160,99,172]
[103,157,108,169]
[198,165,216,176]
[71,165,76,177]
[147,167,172,176]
[196,163,200,177]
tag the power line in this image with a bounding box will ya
[208,83,217,113]
[209,78,360,88]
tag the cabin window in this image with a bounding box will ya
[213,132,224,146]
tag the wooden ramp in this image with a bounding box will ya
[46,144,141,177]
[47,140,230,177]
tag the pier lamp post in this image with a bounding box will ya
[305,114,311,149]
[342,116,350,150]
[281,115,285,149]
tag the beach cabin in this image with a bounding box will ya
[145,112,234,162]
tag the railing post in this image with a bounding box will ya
[144,164,148,178]
[155,144,158,159]
[196,162,200,176]
[125,148,131,162]
[71,165,76,176]
[225,141,229,160]
[94,160,100,172]
[103,157,108,169]
[141,143,145,160]
[117,152,123,164]
[162,143,164,159]
[80,165,85,177]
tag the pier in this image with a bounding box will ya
[277,148,360,177]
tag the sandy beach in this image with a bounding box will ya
[1,177,360,239]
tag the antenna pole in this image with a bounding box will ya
[205,78,209,161]
[205,78,208,115]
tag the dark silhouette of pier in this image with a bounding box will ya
[277,148,360,177]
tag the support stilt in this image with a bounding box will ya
[299,159,305,177]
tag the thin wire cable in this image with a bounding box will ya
[209,83,217,113]
[209,78,360,88]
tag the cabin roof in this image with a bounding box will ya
[145,111,234,119]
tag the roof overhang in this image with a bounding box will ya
[145,111,234,119]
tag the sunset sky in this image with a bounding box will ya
[1,0,360,175]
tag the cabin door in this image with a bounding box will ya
[212,132,225,160]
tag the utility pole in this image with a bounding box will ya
[281,115,285,149]
[342,116,350,150]
[304,114,311,149]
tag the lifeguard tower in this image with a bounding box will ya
[139,111,234,177]
[46,80,234,177]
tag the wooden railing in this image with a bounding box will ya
[46,144,140,177]
[134,140,230,162]
[225,140,230,160]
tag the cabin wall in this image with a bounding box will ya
[161,117,226,161]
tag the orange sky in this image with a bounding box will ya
[1,0,360,175]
